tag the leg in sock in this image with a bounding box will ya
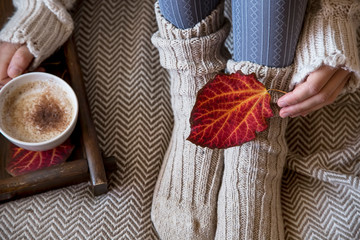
[158,0,220,29]
[151,2,230,239]
[232,0,308,67]
[216,62,293,240]
[216,1,308,239]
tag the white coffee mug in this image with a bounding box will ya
[0,72,78,151]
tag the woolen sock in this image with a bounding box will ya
[215,60,293,240]
[151,2,230,239]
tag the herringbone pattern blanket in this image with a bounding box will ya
[1,0,359,239]
[1,1,171,239]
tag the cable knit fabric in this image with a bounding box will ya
[291,0,360,92]
[218,60,293,240]
[0,0,75,69]
[151,2,230,239]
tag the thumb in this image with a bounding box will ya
[7,45,34,78]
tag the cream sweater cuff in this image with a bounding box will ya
[0,0,76,69]
[292,0,360,93]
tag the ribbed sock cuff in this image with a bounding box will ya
[154,1,226,40]
[227,60,294,104]
[152,1,230,77]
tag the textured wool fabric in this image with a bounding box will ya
[151,2,230,239]
[0,1,173,239]
[158,0,220,29]
[0,0,75,69]
[232,0,308,67]
[291,0,360,92]
[283,90,360,239]
[216,60,293,240]
[281,1,360,238]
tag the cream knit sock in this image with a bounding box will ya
[0,0,76,69]
[151,2,230,239]
[215,60,293,240]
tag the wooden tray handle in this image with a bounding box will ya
[64,36,108,196]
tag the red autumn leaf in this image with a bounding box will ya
[6,139,75,176]
[187,71,273,149]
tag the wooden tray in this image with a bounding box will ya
[0,2,116,203]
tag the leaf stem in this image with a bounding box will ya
[267,89,288,94]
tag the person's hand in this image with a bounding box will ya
[0,42,34,87]
[277,65,351,118]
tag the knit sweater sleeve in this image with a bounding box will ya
[0,0,76,69]
[291,0,360,93]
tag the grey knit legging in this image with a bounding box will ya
[158,0,308,67]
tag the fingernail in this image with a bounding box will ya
[8,66,22,77]
[281,112,290,118]
[277,100,287,107]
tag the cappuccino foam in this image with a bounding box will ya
[1,80,74,143]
